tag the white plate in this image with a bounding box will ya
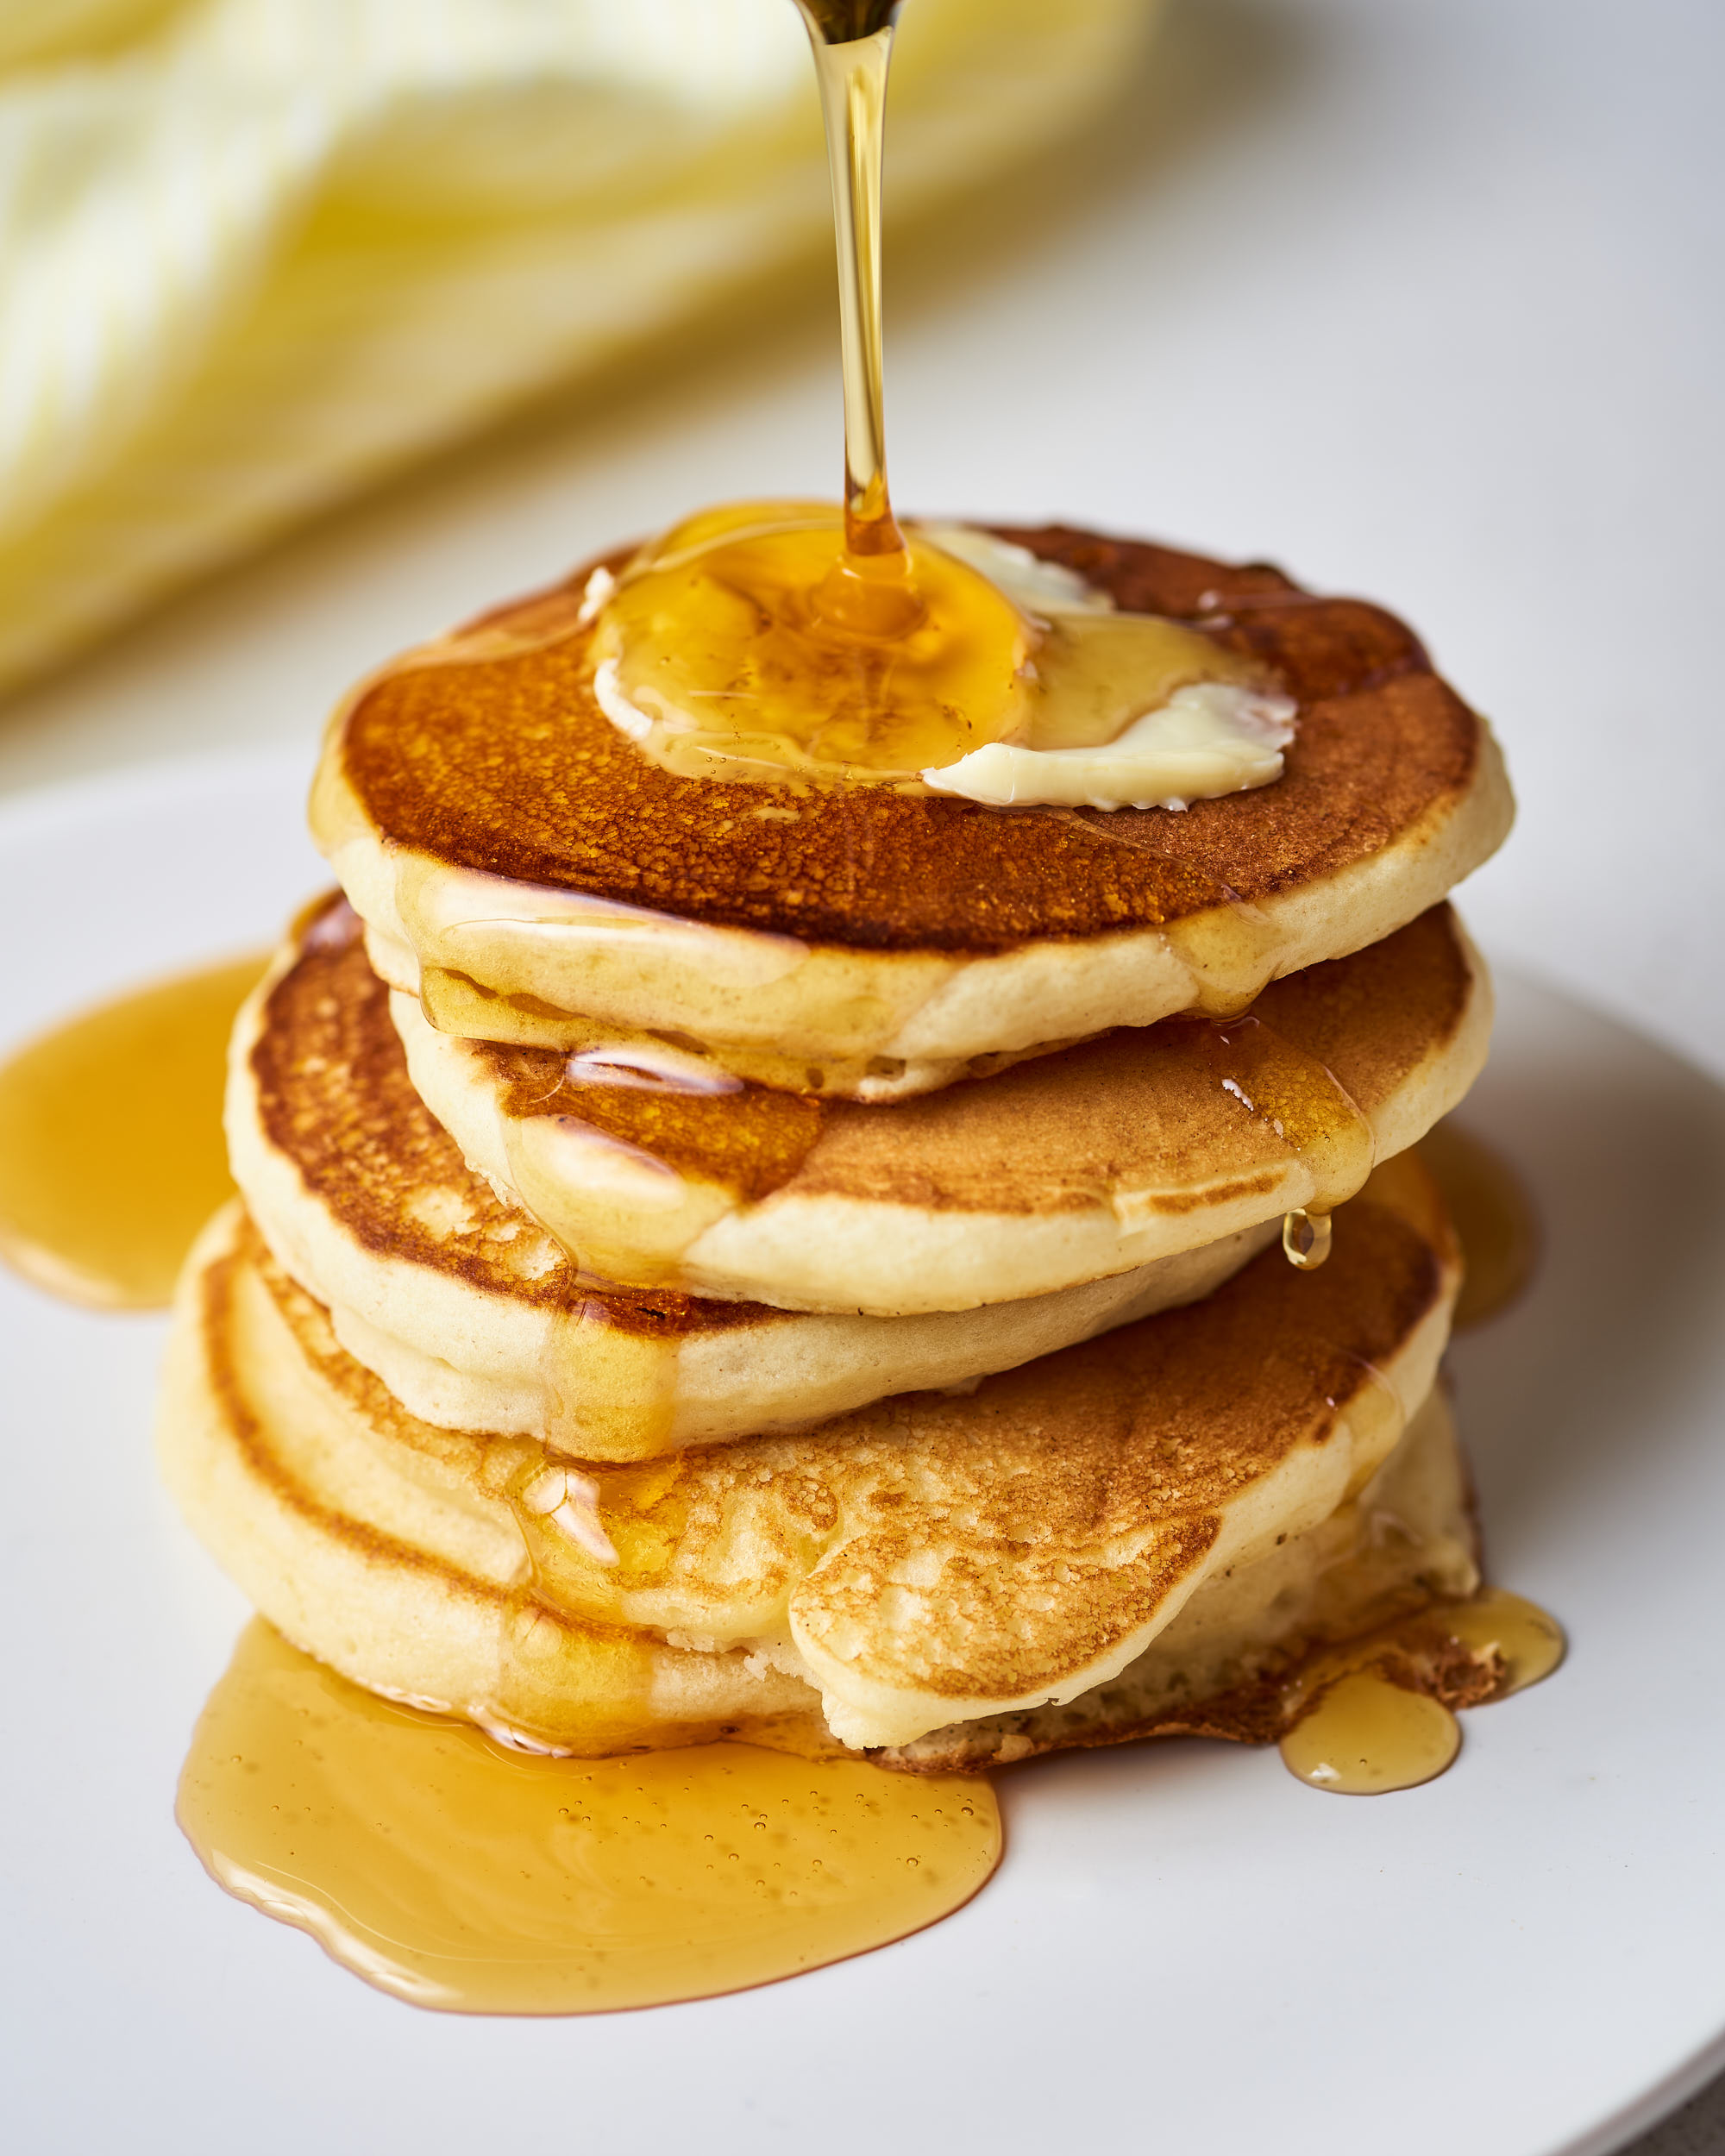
[3,752,1723,2156]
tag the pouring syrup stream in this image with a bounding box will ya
[796,2,924,637]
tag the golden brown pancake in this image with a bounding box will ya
[313,524,1513,1095]
[341,529,1489,948]
[229,899,1270,1458]
[160,1202,1483,1772]
[158,1152,1459,1752]
[394,902,1490,1311]
[893,1379,1488,1773]
[161,1207,819,1758]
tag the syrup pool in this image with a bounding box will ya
[179,1620,1002,2015]
[0,953,264,1307]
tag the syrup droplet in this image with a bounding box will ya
[1279,1670,1459,1794]
[1277,1586,1565,1795]
[1282,1208,1333,1270]
[0,954,266,1307]
[1182,1008,1371,1273]
[178,1620,1001,2015]
[1438,1587,1565,1695]
[1416,1120,1539,1329]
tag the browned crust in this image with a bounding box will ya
[876,1607,1502,1774]
[728,1163,1454,1562]
[200,1235,459,1588]
[198,1226,643,1653]
[339,526,1480,952]
[784,903,1473,1212]
[463,902,1475,1214]
[191,1163,1465,1769]
[249,897,787,1338]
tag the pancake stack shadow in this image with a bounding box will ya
[158,524,1515,1771]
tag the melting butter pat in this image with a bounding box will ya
[921,681,1297,811]
[586,505,1297,810]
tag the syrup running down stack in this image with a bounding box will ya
[141,0,1558,2011]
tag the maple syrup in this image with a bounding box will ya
[1417,1119,1540,1328]
[1278,1588,1566,1795]
[455,990,1383,1290]
[0,0,1554,2034]
[178,1619,1001,2015]
[798,0,916,629]
[1438,1588,1565,1694]
[1282,1210,1333,1269]
[591,501,1028,784]
[0,955,264,1308]
[1178,1007,1375,1273]
[1279,1671,1461,1794]
[466,998,1379,1292]
[581,3,1276,799]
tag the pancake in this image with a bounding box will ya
[312,524,1514,1099]
[160,1207,818,1758]
[393,902,1490,1312]
[157,1151,1459,1753]
[230,899,1273,1459]
[892,1378,1484,1773]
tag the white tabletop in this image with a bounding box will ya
[0,3,1720,2145]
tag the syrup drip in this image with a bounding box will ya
[796,1,917,631]
[1279,1672,1460,1794]
[1279,1587,1565,1795]
[0,955,264,1307]
[178,1619,1001,2015]
[1183,1009,1373,1271]
[1283,1209,1333,1270]
[1417,1120,1539,1329]
[464,997,1378,1294]
[582,7,1272,795]
[1437,1588,1565,1695]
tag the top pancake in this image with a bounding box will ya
[313,523,1514,1096]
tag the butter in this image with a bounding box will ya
[916,526,1295,810]
[921,680,1296,811]
[586,506,1296,810]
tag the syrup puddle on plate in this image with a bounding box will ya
[1419,1118,1540,1330]
[0,953,265,1307]
[1279,1589,1566,1795]
[177,1620,1002,2015]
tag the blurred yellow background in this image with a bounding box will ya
[0,0,1156,694]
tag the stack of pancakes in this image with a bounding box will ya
[159,525,1515,1771]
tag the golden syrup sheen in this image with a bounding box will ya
[0,954,264,1307]
[798,0,916,615]
[178,1620,1002,2016]
[1278,1589,1566,1795]
[461,993,1380,1292]
[1418,1120,1540,1329]
[1279,1672,1461,1795]
[593,502,1030,783]
[455,993,1381,1293]
[1440,1588,1565,1695]
[582,0,1272,793]
[592,505,1271,793]
[1282,1209,1333,1269]
[1178,1009,1376,1273]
